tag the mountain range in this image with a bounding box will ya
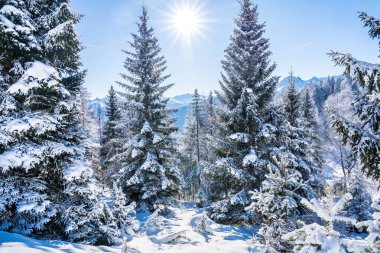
[88,75,338,129]
[276,75,332,93]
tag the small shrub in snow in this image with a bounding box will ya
[345,220,380,252]
[283,223,343,253]
[283,193,354,252]
[191,213,214,235]
[113,183,139,239]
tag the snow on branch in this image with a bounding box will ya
[358,12,380,41]
[328,52,380,87]
[8,62,61,95]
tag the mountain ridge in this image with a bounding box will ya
[88,75,341,128]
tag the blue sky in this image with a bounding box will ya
[71,0,380,99]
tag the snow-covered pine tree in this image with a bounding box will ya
[280,72,323,193]
[0,0,118,245]
[248,153,301,226]
[115,7,181,211]
[76,88,103,182]
[283,193,354,253]
[101,85,122,185]
[103,86,121,145]
[342,169,372,222]
[180,89,208,201]
[178,109,195,200]
[329,12,380,180]
[112,183,139,240]
[191,89,205,165]
[0,0,38,93]
[199,91,218,204]
[248,150,309,252]
[302,90,318,130]
[301,90,323,165]
[283,71,300,126]
[205,91,216,138]
[206,0,280,224]
[78,86,92,128]
[29,0,85,92]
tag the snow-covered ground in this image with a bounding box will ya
[0,232,119,253]
[0,203,255,253]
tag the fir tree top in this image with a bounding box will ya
[218,0,278,112]
[282,70,300,126]
[105,86,121,122]
[118,7,175,132]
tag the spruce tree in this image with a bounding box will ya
[112,183,138,239]
[283,193,354,253]
[103,86,121,143]
[205,91,216,137]
[0,0,39,92]
[0,0,118,244]
[302,90,318,130]
[199,91,218,204]
[282,71,300,126]
[248,151,309,252]
[180,89,209,202]
[207,0,279,224]
[248,93,322,249]
[342,169,372,222]
[301,90,323,169]
[115,7,181,211]
[329,12,380,180]
[101,85,122,184]
[191,89,205,164]
[280,71,323,193]
[29,0,85,92]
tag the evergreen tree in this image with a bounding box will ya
[342,169,372,222]
[301,90,323,177]
[29,0,85,92]
[112,183,138,239]
[101,85,122,184]
[180,89,209,202]
[248,151,308,252]
[191,89,204,164]
[78,86,92,128]
[114,7,181,211]
[302,90,318,130]
[283,193,353,253]
[0,0,117,244]
[199,91,218,204]
[280,72,323,193]
[206,0,280,224]
[329,12,380,180]
[282,71,300,126]
[103,86,121,144]
[205,91,216,137]
[0,0,38,92]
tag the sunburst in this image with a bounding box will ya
[163,0,210,47]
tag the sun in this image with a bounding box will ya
[164,1,209,47]
[172,5,200,36]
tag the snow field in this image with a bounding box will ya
[0,203,255,253]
